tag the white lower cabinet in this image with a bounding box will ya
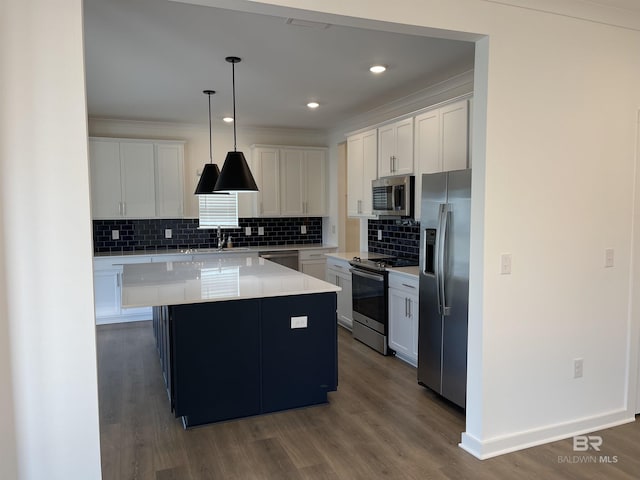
[93,256,154,325]
[326,257,353,329]
[388,272,419,367]
[299,247,337,280]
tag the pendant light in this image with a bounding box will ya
[194,90,223,195]
[213,56,259,192]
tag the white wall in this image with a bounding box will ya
[229,0,640,459]
[0,0,102,479]
[89,118,327,219]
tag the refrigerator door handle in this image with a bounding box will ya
[440,204,451,316]
[434,204,445,314]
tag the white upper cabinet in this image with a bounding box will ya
[252,146,280,217]
[377,117,414,177]
[303,149,327,216]
[89,138,184,220]
[90,139,122,219]
[119,142,156,218]
[347,129,377,218]
[251,145,327,217]
[279,148,304,216]
[414,98,470,219]
[155,143,185,218]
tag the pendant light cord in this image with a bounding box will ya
[232,61,237,152]
[208,92,213,163]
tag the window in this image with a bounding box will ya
[198,193,239,228]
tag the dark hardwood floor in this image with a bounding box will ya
[97,321,640,479]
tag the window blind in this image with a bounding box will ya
[198,193,239,228]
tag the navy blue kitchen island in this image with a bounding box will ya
[122,255,339,427]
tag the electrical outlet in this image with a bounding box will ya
[301,225,307,234]
[245,226,252,236]
[111,230,119,240]
[258,226,264,236]
[377,230,382,241]
[605,248,614,268]
[574,358,583,378]
[291,316,308,329]
[165,229,172,239]
[500,253,512,275]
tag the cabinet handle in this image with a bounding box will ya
[357,199,362,214]
[260,202,263,214]
[122,202,126,216]
[408,298,411,318]
[117,273,120,287]
[390,156,393,173]
[405,297,408,317]
[401,283,416,289]
[393,156,397,172]
[336,276,340,287]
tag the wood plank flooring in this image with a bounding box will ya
[97,321,640,479]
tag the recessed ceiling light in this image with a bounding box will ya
[307,102,320,109]
[369,65,387,74]
[223,117,234,123]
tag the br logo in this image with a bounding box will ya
[573,435,603,452]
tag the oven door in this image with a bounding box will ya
[350,267,387,333]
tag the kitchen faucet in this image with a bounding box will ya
[217,226,226,251]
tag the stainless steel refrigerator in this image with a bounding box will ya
[418,169,471,409]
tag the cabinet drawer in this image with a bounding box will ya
[94,255,153,269]
[388,273,418,292]
[326,257,350,271]
[299,248,336,261]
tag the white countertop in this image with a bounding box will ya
[121,255,340,308]
[325,252,419,279]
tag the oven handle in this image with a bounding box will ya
[349,268,385,282]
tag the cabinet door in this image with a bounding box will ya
[301,259,327,280]
[280,149,305,216]
[120,142,156,218]
[361,129,378,217]
[377,124,395,177]
[347,135,363,217]
[89,139,122,219]
[440,99,469,172]
[414,110,440,220]
[94,269,122,320]
[394,118,414,175]
[304,150,326,216]
[388,288,413,359]
[253,148,280,216]
[336,271,353,329]
[155,143,184,218]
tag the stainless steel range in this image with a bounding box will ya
[349,255,418,355]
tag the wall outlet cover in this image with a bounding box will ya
[245,226,252,236]
[258,226,265,235]
[377,229,382,241]
[165,229,172,239]
[301,225,307,234]
[111,230,119,240]
[291,316,308,329]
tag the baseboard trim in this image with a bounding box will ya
[459,409,635,459]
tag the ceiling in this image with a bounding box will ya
[83,0,475,130]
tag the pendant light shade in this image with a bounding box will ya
[214,57,259,192]
[194,90,224,195]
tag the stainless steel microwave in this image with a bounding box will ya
[372,175,414,217]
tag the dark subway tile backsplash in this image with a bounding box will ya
[368,218,420,261]
[93,217,322,253]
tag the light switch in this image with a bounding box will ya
[165,229,172,239]
[245,226,252,236]
[500,253,512,275]
[377,230,382,241]
[301,225,307,234]
[111,230,119,240]
[258,226,265,236]
[605,248,614,268]
[291,316,308,329]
